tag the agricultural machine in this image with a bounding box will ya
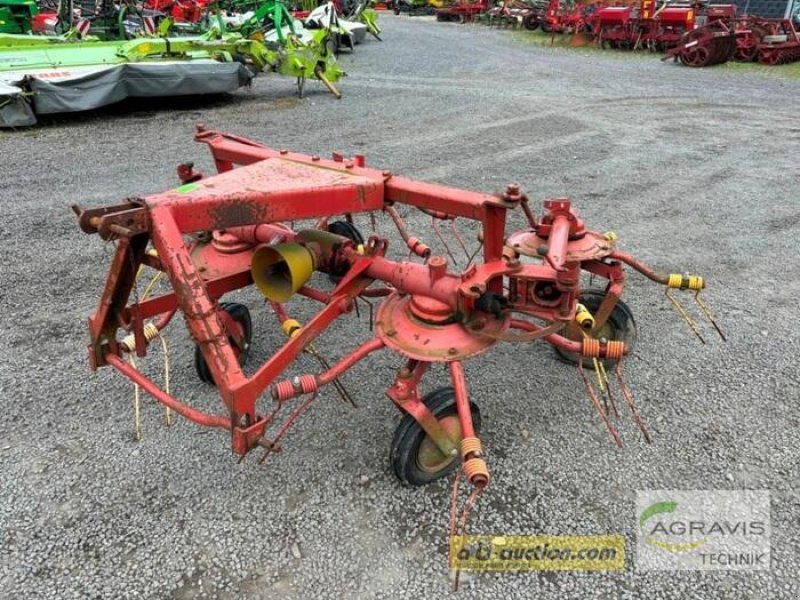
[445,0,800,68]
[665,10,800,65]
[752,17,800,64]
[143,0,209,28]
[539,0,597,34]
[343,0,382,40]
[468,0,596,31]
[435,0,488,22]
[30,0,162,38]
[0,29,343,127]
[392,0,434,16]
[591,2,735,52]
[0,0,37,33]
[305,1,368,50]
[73,125,723,572]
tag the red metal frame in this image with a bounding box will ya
[75,125,712,490]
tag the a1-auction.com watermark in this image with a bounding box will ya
[636,490,770,571]
[448,490,770,574]
[450,535,625,572]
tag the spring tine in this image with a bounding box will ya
[592,357,609,415]
[665,290,706,344]
[257,442,276,465]
[370,211,377,233]
[466,240,483,268]
[133,388,142,442]
[448,468,463,591]
[364,297,374,332]
[578,360,622,447]
[431,217,458,267]
[450,220,471,264]
[449,465,485,593]
[129,355,143,441]
[592,357,605,392]
[454,485,485,592]
[355,295,375,332]
[614,363,652,444]
[596,360,618,419]
[595,359,617,417]
[156,334,173,427]
[694,292,727,341]
[330,373,356,407]
[259,392,318,464]
[307,344,357,407]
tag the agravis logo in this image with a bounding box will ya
[640,500,708,553]
[636,491,770,571]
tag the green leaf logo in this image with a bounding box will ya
[640,501,707,553]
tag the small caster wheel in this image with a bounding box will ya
[554,289,637,370]
[326,220,365,282]
[194,302,253,385]
[390,387,481,486]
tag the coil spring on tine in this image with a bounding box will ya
[120,322,161,353]
[582,338,601,358]
[605,341,625,360]
[463,458,490,485]
[273,374,318,402]
[460,436,482,461]
[667,273,704,291]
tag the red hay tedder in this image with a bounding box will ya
[74,126,724,558]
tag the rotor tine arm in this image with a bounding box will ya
[448,361,489,487]
[610,252,723,342]
[664,274,709,343]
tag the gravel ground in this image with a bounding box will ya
[1,14,799,600]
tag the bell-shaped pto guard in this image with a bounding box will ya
[251,243,317,302]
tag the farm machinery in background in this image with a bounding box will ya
[148,0,380,50]
[432,0,800,66]
[472,0,548,28]
[0,0,38,33]
[0,30,343,126]
[0,0,390,126]
[28,0,166,38]
[586,0,800,66]
[73,125,723,582]
[0,0,349,127]
[438,0,598,31]
[578,0,800,65]
[665,11,800,65]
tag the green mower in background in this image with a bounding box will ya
[0,0,37,34]
[0,29,344,127]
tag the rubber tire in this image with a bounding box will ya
[326,220,364,282]
[523,15,539,31]
[553,289,637,370]
[327,220,365,245]
[194,302,253,385]
[390,387,481,486]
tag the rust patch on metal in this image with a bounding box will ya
[209,198,269,230]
